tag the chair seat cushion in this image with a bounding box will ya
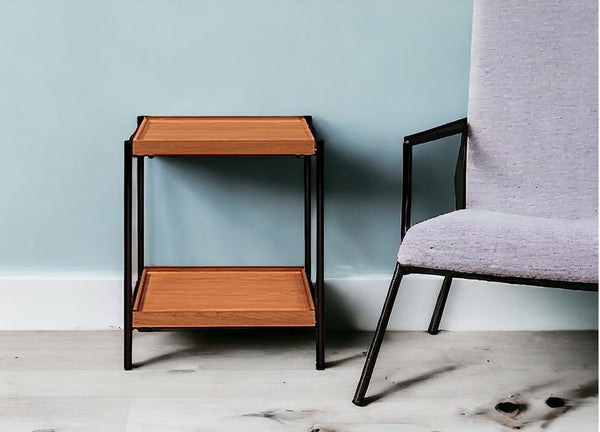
[397,209,598,284]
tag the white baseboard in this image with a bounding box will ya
[0,273,596,331]
[0,274,123,331]
[326,274,598,331]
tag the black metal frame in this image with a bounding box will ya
[353,118,598,406]
[401,118,468,239]
[124,115,325,371]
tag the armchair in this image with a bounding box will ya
[353,0,598,406]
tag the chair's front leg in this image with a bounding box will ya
[353,263,404,406]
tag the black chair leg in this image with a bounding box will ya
[427,276,452,335]
[353,263,404,407]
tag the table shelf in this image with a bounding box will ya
[133,267,315,328]
[133,116,316,156]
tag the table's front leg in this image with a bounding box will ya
[123,140,133,370]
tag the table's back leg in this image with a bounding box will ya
[304,155,312,296]
[137,157,145,280]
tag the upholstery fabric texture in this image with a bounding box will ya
[466,0,598,218]
[397,0,598,285]
[398,209,598,284]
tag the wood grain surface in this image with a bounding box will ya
[133,266,315,328]
[132,116,316,156]
[1,331,596,431]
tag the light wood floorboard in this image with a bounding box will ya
[0,330,596,431]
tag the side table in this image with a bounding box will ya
[123,116,324,370]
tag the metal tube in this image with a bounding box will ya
[401,144,412,240]
[124,140,133,370]
[304,156,312,288]
[455,129,468,210]
[137,157,144,278]
[353,263,403,406]
[428,276,452,335]
[316,140,325,370]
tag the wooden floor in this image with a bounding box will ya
[0,330,596,431]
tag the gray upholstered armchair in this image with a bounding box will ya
[353,0,598,406]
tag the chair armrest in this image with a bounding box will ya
[404,118,467,146]
[401,118,468,239]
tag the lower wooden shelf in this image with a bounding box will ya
[133,266,315,328]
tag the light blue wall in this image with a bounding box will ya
[0,0,473,276]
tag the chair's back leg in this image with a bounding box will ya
[353,263,404,406]
[428,276,453,335]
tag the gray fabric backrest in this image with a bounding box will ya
[466,0,598,218]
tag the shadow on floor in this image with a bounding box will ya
[133,329,372,369]
[361,364,460,406]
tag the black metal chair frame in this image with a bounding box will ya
[352,118,598,406]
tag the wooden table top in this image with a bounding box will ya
[132,116,316,156]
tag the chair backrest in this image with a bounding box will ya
[466,0,598,219]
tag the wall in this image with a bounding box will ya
[0,0,596,330]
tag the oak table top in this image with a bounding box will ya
[132,116,316,156]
